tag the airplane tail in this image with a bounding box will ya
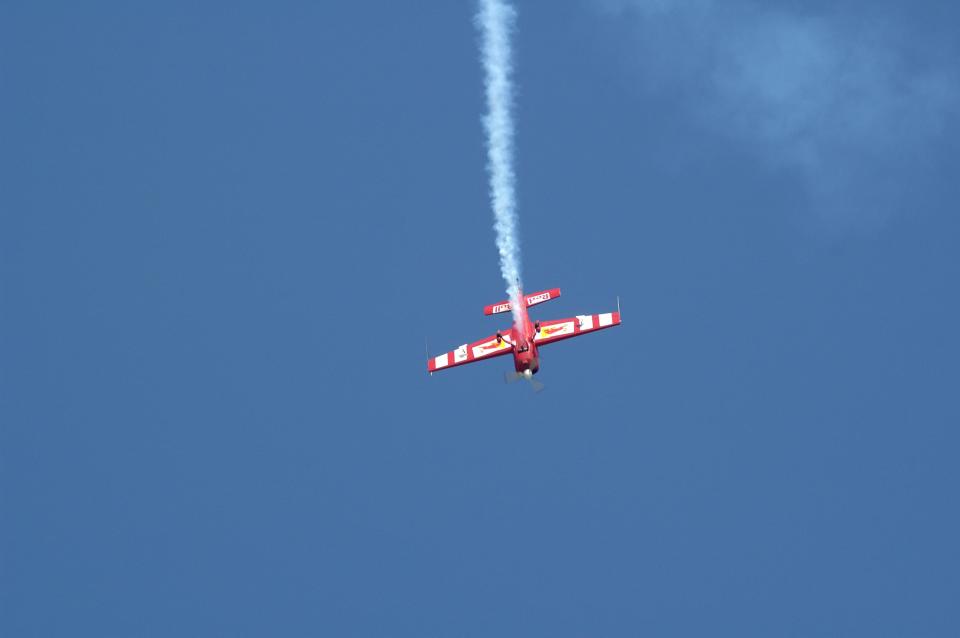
[484,288,561,316]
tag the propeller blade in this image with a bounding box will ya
[504,370,544,392]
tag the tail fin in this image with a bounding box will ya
[484,288,561,316]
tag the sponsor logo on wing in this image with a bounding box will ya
[473,338,510,357]
[526,292,551,305]
[538,323,570,339]
[492,302,511,314]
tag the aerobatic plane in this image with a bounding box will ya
[426,287,621,390]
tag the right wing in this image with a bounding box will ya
[534,311,621,346]
[428,329,514,373]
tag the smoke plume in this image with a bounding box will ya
[478,0,524,328]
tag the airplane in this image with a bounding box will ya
[426,286,621,391]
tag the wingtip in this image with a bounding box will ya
[425,337,431,375]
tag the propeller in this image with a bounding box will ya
[503,370,545,393]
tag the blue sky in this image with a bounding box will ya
[2,1,958,636]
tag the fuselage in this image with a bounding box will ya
[510,291,540,375]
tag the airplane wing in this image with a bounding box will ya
[534,311,621,346]
[428,329,514,373]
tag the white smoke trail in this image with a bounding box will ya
[478,0,524,329]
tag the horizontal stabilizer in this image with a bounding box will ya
[484,288,561,315]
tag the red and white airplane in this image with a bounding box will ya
[426,287,621,390]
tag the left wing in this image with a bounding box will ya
[534,311,621,346]
[428,329,514,373]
